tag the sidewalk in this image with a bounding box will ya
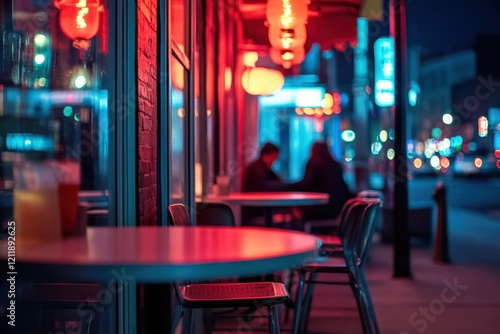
[302,207,500,334]
[213,207,500,333]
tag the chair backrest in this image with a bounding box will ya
[339,200,370,245]
[342,198,381,267]
[357,190,384,203]
[167,203,192,226]
[195,203,236,226]
[337,197,362,237]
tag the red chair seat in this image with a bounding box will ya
[180,282,289,307]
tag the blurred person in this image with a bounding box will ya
[291,141,354,221]
[242,142,287,192]
[241,142,289,226]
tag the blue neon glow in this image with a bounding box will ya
[374,37,395,107]
[6,133,54,151]
[259,87,325,108]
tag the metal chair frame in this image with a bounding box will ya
[291,198,382,334]
[167,203,289,334]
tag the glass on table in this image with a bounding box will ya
[14,160,62,243]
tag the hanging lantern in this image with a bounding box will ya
[242,67,284,96]
[55,0,102,50]
[266,0,308,29]
[270,47,306,69]
[268,24,306,50]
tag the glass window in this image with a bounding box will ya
[171,0,187,55]
[0,0,110,231]
[170,54,188,204]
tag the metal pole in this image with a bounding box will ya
[391,0,412,278]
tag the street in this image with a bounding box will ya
[408,176,500,217]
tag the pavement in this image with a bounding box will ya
[213,206,500,333]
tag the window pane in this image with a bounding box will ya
[172,0,187,55]
[0,0,110,232]
[170,55,188,204]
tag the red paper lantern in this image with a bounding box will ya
[55,0,102,50]
[266,0,308,29]
[270,46,306,69]
[268,24,306,50]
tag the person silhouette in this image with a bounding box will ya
[291,141,354,221]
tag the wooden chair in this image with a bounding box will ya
[167,203,289,334]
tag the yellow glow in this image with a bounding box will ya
[225,67,232,92]
[379,130,388,142]
[414,158,422,169]
[243,51,259,67]
[295,108,304,115]
[474,158,482,168]
[282,51,294,61]
[321,93,334,109]
[241,67,284,96]
[177,108,185,118]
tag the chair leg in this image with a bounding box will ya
[301,271,317,333]
[268,305,281,334]
[359,269,380,334]
[202,310,212,334]
[347,273,371,334]
[284,270,295,323]
[171,306,184,334]
[291,270,305,334]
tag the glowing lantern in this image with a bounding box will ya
[55,0,102,50]
[268,24,306,50]
[241,67,284,96]
[266,0,308,29]
[270,47,306,69]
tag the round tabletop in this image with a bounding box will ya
[2,226,320,283]
[202,192,329,207]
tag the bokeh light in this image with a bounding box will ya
[63,106,73,117]
[34,54,45,64]
[34,33,47,46]
[430,155,440,169]
[379,130,388,142]
[371,142,383,155]
[74,75,86,88]
[413,158,422,169]
[440,157,450,168]
[474,158,482,168]
[442,113,453,125]
[387,148,395,160]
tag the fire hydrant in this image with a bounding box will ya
[433,181,450,263]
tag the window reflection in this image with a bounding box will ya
[170,55,187,203]
[0,0,109,228]
[171,0,186,55]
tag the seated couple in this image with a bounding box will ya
[241,141,354,229]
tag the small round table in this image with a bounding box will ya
[3,226,320,282]
[203,192,329,227]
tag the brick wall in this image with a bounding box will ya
[137,0,158,226]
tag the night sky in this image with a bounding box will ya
[407,0,500,53]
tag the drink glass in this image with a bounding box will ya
[216,175,230,195]
[14,160,62,243]
[55,160,80,237]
